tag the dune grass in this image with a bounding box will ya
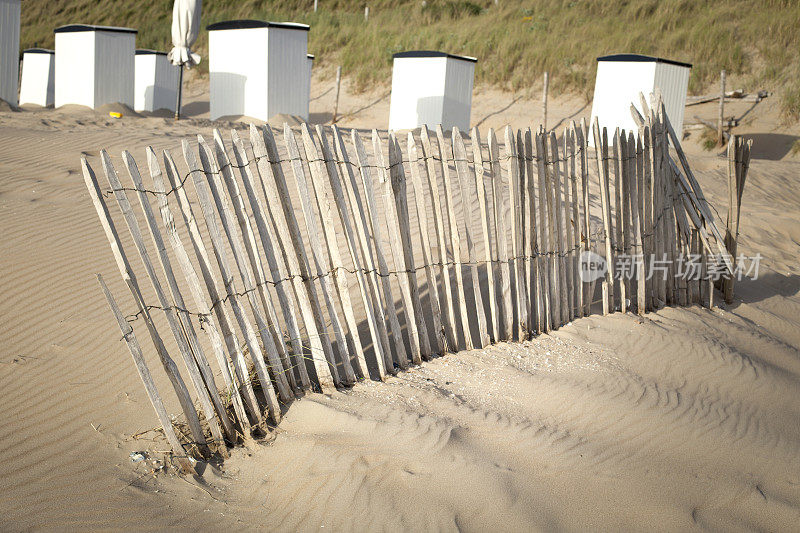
[19,0,800,119]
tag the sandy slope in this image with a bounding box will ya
[0,77,799,530]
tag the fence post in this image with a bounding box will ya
[718,70,726,146]
[333,66,342,123]
[542,71,549,132]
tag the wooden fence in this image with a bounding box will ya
[83,93,738,472]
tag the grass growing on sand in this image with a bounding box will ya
[20,0,800,119]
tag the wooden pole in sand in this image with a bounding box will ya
[718,70,726,146]
[542,71,549,132]
[333,66,342,123]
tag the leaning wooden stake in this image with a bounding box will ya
[97,274,195,474]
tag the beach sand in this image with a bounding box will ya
[1,74,799,530]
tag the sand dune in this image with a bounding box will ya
[1,78,799,530]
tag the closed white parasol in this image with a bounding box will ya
[167,0,201,118]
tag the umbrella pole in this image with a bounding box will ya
[175,64,184,120]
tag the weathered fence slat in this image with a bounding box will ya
[592,121,615,315]
[408,132,447,354]
[505,126,527,339]
[523,129,544,334]
[534,131,554,332]
[453,128,490,347]
[419,125,458,352]
[472,128,499,341]
[488,129,513,341]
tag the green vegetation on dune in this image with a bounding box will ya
[20,0,800,120]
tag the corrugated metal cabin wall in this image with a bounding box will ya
[55,31,96,108]
[153,54,179,113]
[442,57,474,131]
[134,54,156,111]
[654,62,690,138]
[266,27,308,119]
[589,61,657,145]
[93,31,135,108]
[388,57,449,131]
[19,52,55,106]
[0,0,20,106]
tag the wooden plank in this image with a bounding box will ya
[549,131,570,325]
[315,124,387,377]
[534,130,554,331]
[96,273,196,473]
[419,125,458,351]
[631,133,647,314]
[352,130,406,370]
[125,151,237,444]
[591,120,615,315]
[408,132,447,353]
[281,125,351,384]
[613,130,627,313]
[228,130,310,390]
[102,150,227,449]
[641,126,653,311]
[487,129,513,341]
[453,128,490,347]
[210,131,299,395]
[505,126,527,339]
[436,125,473,349]
[386,132,431,363]
[579,119,594,316]
[331,125,390,378]
[250,125,336,391]
[196,136,295,401]
[562,128,576,321]
[472,127,500,341]
[160,150,261,421]
[148,148,252,430]
[523,129,544,333]
[300,124,363,382]
[568,123,583,319]
[516,129,532,333]
[181,139,283,424]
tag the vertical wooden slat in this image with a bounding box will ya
[523,129,543,334]
[613,130,627,313]
[437,126,473,349]
[516,129,532,332]
[549,131,569,326]
[534,130,555,331]
[182,140,283,424]
[569,123,583,319]
[488,129,513,340]
[453,128,490,347]
[641,126,653,311]
[505,126,527,339]
[103,150,228,448]
[579,119,593,316]
[282,125,350,385]
[160,150,261,422]
[352,130,406,371]
[97,273,196,473]
[408,132,447,354]
[630,133,646,315]
[251,125,336,391]
[419,125,458,351]
[82,157,210,456]
[562,129,576,322]
[300,124,364,382]
[471,127,500,342]
[592,121,615,315]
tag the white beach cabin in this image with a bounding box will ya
[19,49,55,107]
[134,50,180,113]
[0,0,21,106]
[589,53,692,143]
[54,24,136,109]
[207,20,309,121]
[388,51,476,132]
